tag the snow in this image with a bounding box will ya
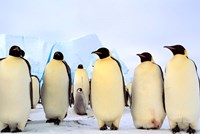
[24,104,200,134]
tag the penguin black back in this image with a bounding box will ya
[62,60,72,107]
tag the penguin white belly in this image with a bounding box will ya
[0,58,31,128]
[31,76,40,108]
[91,59,124,122]
[131,63,165,128]
[73,70,90,107]
[41,61,69,120]
[165,58,200,129]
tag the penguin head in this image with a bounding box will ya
[77,88,83,92]
[164,45,187,56]
[20,49,25,57]
[91,47,110,59]
[77,64,83,69]
[137,52,154,63]
[53,51,64,60]
[9,45,21,57]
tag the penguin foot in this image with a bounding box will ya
[1,126,11,132]
[125,104,129,107]
[187,126,196,134]
[100,124,107,130]
[77,113,87,116]
[150,127,159,130]
[111,124,118,130]
[172,125,180,133]
[54,119,61,125]
[46,119,55,123]
[12,128,22,133]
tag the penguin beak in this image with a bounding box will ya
[136,54,145,58]
[164,46,175,50]
[91,51,101,55]
[91,51,96,54]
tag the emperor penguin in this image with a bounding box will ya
[31,75,40,109]
[0,45,32,132]
[91,47,125,130]
[74,88,87,115]
[73,64,90,108]
[164,45,200,134]
[41,51,72,125]
[131,52,166,129]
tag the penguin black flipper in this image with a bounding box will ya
[21,57,33,109]
[71,92,74,105]
[111,57,127,106]
[155,63,166,112]
[89,79,92,108]
[62,60,72,107]
[125,90,129,107]
[190,59,200,92]
[0,58,5,61]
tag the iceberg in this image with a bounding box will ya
[0,34,53,81]
[0,34,130,83]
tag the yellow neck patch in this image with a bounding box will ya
[151,57,155,63]
[184,50,188,57]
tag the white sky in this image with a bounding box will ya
[0,0,200,72]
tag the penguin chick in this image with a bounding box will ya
[74,88,87,115]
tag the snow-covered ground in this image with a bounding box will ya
[23,104,200,134]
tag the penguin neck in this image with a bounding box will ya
[8,55,20,59]
[139,61,153,68]
[52,59,62,62]
[141,61,153,64]
[99,56,111,61]
[170,54,188,64]
[173,54,188,59]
